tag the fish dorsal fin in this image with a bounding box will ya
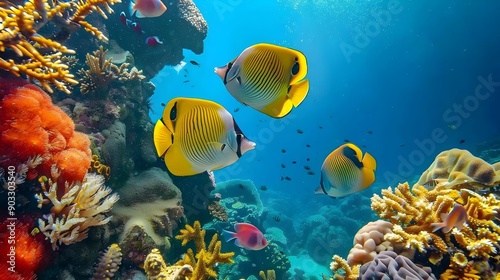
[287,79,309,107]
[153,120,173,157]
[362,152,377,171]
[234,223,256,232]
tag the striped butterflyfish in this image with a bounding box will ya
[315,143,377,198]
[215,43,309,118]
[153,97,256,176]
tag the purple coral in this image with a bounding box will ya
[359,251,436,280]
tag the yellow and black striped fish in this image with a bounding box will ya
[215,43,309,118]
[153,97,256,176]
[315,143,377,197]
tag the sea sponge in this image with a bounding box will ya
[347,220,394,266]
[417,148,500,190]
[0,77,91,185]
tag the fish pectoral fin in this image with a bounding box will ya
[153,120,173,157]
[360,168,376,189]
[362,152,377,170]
[233,238,245,248]
[288,79,309,107]
[314,186,325,194]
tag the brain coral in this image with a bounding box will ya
[347,220,394,266]
[358,251,436,280]
[417,148,500,190]
[0,77,91,184]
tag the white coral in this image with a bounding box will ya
[36,173,119,250]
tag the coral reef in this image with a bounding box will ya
[328,148,500,279]
[358,251,436,280]
[77,46,145,95]
[0,0,121,93]
[36,173,119,250]
[105,0,208,78]
[93,243,122,280]
[143,248,193,280]
[0,77,91,185]
[174,221,235,279]
[259,269,276,280]
[417,148,500,191]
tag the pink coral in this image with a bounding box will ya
[347,220,394,266]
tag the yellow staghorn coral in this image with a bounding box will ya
[330,255,359,280]
[0,0,121,93]
[143,248,193,280]
[417,148,500,191]
[174,221,234,280]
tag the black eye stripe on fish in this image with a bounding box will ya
[291,61,300,75]
[170,102,178,121]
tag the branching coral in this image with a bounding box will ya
[0,0,121,93]
[93,243,122,280]
[35,172,119,250]
[370,181,500,277]
[77,45,145,94]
[175,221,235,280]
[330,255,359,280]
[417,148,500,191]
[259,269,276,280]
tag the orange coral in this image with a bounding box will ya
[0,77,91,185]
[0,217,51,279]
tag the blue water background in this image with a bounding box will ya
[149,0,500,218]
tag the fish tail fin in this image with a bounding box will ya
[362,152,377,171]
[288,79,309,107]
[430,222,450,233]
[153,119,173,157]
[222,230,236,242]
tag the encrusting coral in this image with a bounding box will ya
[0,0,121,93]
[93,243,123,280]
[90,154,111,179]
[174,221,235,280]
[417,148,500,191]
[78,45,146,94]
[35,172,119,250]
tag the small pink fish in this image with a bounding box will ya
[130,22,143,34]
[145,36,163,46]
[130,0,167,18]
[222,223,268,250]
[119,11,127,25]
[431,203,467,233]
